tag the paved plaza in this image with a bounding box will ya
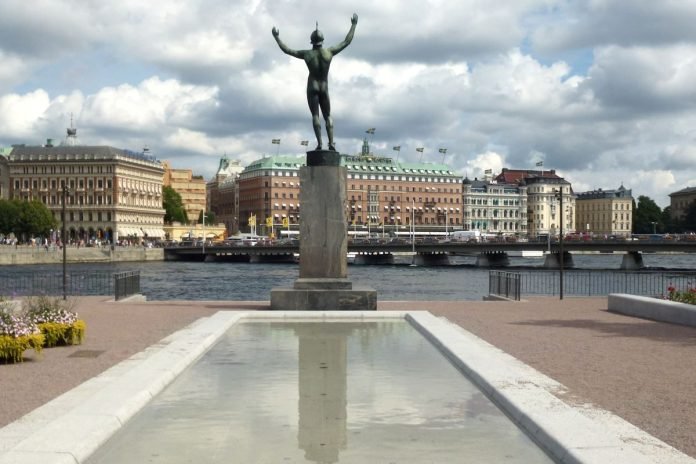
[1,296,694,459]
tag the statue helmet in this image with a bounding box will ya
[310,22,323,45]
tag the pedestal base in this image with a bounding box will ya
[270,285,377,311]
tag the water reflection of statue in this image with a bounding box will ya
[272,14,358,152]
[294,324,356,463]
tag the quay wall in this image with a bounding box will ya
[0,247,164,265]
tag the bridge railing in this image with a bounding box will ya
[490,270,696,298]
[488,271,522,301]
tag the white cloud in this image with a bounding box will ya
[164,128,217,155]
[81,77,218,134]
[0,90,51,139]
[587,44,696,112]
[464,151,506,178]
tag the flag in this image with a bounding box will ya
[438,148,447,154]
[536,161,543,167]
[249,215,256,226]
[366,128,375,135]
[416,147,424,152]
[266,216,273,227]
[300,140,309,146]
[393,146,401,151]
[272,139,281,144]
[484,169,492,174]
[282,217,289,227]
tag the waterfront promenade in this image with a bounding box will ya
[1,296,694,458]
[0,246,163,265]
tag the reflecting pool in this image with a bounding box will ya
[87,321,552,463]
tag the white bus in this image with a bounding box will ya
[225,234,264,246]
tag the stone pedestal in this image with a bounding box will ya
[271,150,377,311]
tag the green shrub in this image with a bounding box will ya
[0,333,44,363]
[38,320,86,347]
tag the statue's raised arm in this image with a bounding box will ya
[329,14,358,55]
[272,27,305,59]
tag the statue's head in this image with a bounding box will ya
[310,22,323,45]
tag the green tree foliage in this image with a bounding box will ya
[163,186,188,224]
[0,199,20,235]
[197,210,216,224]
[0,199,56,238]
[633,195,663,234]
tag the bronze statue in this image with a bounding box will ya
[272,14,358,151]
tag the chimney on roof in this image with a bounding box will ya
[45,138,54,147]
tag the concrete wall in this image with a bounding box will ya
[608,293,696,327]
[0,247,163,265]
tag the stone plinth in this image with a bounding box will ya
[270,150,377,311]
[299,152,347,279]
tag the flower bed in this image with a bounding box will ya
[665,285,696,305]
[25,296,86,348]
[0,301,44,363]
[1,296,86,362]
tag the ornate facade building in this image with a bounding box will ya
[1,129,165,242]
[461,177,528,235]
[494,169,575,237]
[575,185,633,236]
[235,140,462,235]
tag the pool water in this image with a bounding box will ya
[87,320,552,463]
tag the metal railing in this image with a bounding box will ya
[489,270,696,298]
[489,271,522,301]
[0,271,114,297]
[0,270,142,300]
[114,271,141,301]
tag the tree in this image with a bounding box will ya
[0,199,20,235]
[20,200,56,238]
[198,210,216,224]
[163,186,188,224]
[633,195,663,234]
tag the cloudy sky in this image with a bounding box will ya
[1,0,696,207]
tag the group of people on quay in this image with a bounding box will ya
[0,237,164,250]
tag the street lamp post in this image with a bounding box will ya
[411,199,416,265]
[555,187,565,300]
[651,221,657,234]
[62,185,67,300]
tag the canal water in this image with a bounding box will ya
[86,320,553,463]
[0,253,694,301]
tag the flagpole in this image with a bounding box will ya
[438,148,447,164]
[416,147,424,162]
[393,145,401,162]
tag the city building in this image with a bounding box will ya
[235,140,463,236]
[207,155,244,235]
[162,161,207,223]
[494,168,575,237]
[0,147,12,199]
[461,177,528,235]
[669,186,696,221]
[575,185,633,236]
[2,127,165,242]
